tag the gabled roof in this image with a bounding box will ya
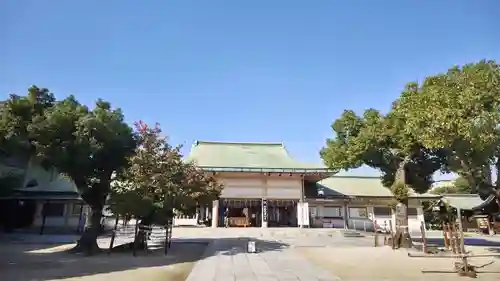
[185,141,331,173]
[440,194,487,211]
[315,176,439,199]
[1,158,79,195]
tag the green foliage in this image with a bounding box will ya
[391,176,409,202]
[27,97,137,208]
[454,176,472,193]
[0,173,23,198]
[108,121,223,224]
[422,201,457,229]
[394,60,500,188]
[320,108,443,201]
[0,86,55,157]
[322,60,500,206]
[430,177,472,195]
[1,86,137,251]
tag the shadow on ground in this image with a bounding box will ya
[412,237,500,247]
[0,237,289,281]
[487,247,500,259]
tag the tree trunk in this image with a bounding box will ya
[72,206,102,255]
[393,200,413,249]
[495,157,500,189]
[389,155,413,249]
[134,229,148,252]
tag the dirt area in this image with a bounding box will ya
[0,242,207,281]
[298,245,500,281]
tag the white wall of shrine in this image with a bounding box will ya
[220,178,302,199]
[209,176,307,228]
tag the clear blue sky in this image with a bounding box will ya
[2,1,499,179]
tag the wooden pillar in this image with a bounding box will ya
[343,201,349,229]
[298,175,306,228]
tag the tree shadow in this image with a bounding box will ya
[412,237,500,247]
[0,237,289,281]
[487,247,500,259]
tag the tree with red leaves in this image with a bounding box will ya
[109,121,222,246]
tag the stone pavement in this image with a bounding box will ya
[186,237,340,281]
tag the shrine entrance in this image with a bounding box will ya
[220,199,262,227]
[218,198,299,227]
[267,199,298,227]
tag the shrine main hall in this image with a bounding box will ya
[186,141,432,230]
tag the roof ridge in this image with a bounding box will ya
[194,140,284,146]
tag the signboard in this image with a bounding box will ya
[394,203,407,229]
[303,202,310,226]
[475,216,490,233]
[262,199,268,222]
[297,202,310,227]
[395,204,406,217]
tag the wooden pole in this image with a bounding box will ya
[76,203,84,233]
[408,209,500,278]
[39,202,47,235]
[133,222,139,257]
[420,221,427,253]
[456,207,470,274]
[164,224,169,255]
[450,223,457,254]
[108,216,119,255]
[443,223,450,250]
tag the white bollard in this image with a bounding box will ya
[247,241,256,253]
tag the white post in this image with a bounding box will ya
[299,177,305,228]
[261,198,268,228]
[343,202,349,229]
[416,204,426,234]
[211,200,219,228]
[199,206,204,222]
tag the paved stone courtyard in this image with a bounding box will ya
[179,228,379,281]
[2,227,500,281]
[186,237,339,281]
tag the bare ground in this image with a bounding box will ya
[297,245,500,281]
[0,242,207,281]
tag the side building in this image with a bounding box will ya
[307,176,437,232]
[0,153,84,232]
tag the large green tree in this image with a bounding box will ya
[0,86,56,230]
[320,108,444,247]
[394,60,500,205]
[0,87,137,253]
[394,61,500,185]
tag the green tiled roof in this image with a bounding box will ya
[441,194,486,210]
[185,141,331,173]
[7,190,81,201]
[317,176,439,198]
